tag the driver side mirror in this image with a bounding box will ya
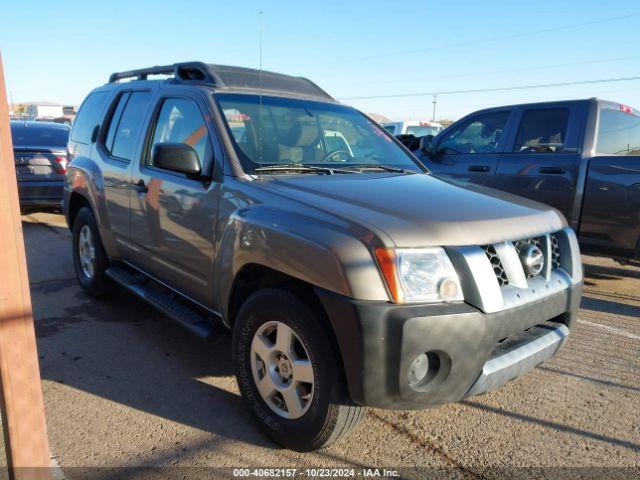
[419,135,435,156]
[151,142,201,177]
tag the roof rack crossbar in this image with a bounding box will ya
[108,62,224,85]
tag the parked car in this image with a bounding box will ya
[382,120,443,137]
[11,120,70,211]
[64,62,582,451]
[415,99,640,260]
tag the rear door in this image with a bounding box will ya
[94,88,154,249]
[579,104,640,257]
[128,89,221,306]
[492,103,585,222]
[421,109,512,186]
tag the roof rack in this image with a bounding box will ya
[108,62,223,85]
[108,62,335,101]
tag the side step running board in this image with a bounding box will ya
[106,265,217,339]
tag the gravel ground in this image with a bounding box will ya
[1,212,638,479]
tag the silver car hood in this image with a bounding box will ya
[260,172,566,247]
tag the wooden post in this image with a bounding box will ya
[0,51,52,480]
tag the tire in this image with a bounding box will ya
[233,288,366,451]
[72,207,112,296]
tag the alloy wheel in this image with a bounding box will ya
[250,321,315,419]
[78,225,96,279]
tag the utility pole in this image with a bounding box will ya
[431,94,437,122]
[0,51,52,480]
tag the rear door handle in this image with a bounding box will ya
[468,165,490,173]
[133,179,148,194]
[539,166,566,174]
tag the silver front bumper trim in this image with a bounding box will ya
[465,323,569,397]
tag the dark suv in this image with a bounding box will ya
[64,62,582,451]
[11,120,70,211]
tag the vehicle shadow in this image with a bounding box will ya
[538,366,640,394]
[583,262,640,282]
[580,296,640,318]
[34,285,275,450]
[460,400,640,452]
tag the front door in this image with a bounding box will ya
[420,109,512,186]
[492,104,585,225]
[129,93,220,306]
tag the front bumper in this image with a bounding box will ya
[317,282,582,410]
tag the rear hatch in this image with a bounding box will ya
[10,122,70,202]
[14,148,67,182]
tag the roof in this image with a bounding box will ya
[107,61,335,102]
[473,98,593,113]
[465,98,639,118]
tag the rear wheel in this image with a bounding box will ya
[233,289,366,451]
[72,207,112,296]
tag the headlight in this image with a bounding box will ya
[375,247,463,304]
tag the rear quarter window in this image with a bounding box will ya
[597,108,640,156]
[70,92,109,144]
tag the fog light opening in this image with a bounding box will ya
[407,351,441,390]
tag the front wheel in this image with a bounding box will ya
[72,207,112,296]
[233,289,366,451]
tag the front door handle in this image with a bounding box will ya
[468,165,490,173]
[539,166,566,174]
[133,179,148,194]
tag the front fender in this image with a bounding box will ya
[215,205,390,322]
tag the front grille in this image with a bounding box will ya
[483,244,509,286]
[482,232,564,287]
[514,236,544,278]
[449,228,578,314]
[550,234,561,269]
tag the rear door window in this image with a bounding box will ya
[438,111,510,154]
[513,108,569,153]
[104,91,152,161]
[597,108,640,156]
[70,92,108,144]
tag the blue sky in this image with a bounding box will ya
[2,0,639,120]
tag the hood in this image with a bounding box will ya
[260,173,566,247]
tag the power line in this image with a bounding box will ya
[339,76,640,101]
[337,55,640,88]
[302,11,640,67]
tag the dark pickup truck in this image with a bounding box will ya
[414,99,640,260]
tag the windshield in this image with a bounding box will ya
[406,125,441,137]
[216,94,421,173]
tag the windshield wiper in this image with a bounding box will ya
[344,164,412,173]
[254,164,335,175]
[254,164,359,175]
[253,163,413,175]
